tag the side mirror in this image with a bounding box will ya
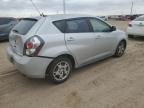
[111,26,116,31]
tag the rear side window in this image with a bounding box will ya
[13,19,37,35]
[53,20,65,33]
[66,19,90,33]
[0,18,13,25]
[134,16,144,21]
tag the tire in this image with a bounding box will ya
[115,41,126,57]
[46,57,72,84]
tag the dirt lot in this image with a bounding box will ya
[1,21,144,108]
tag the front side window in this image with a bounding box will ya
[66,18,90,33]
[90,18,111,32]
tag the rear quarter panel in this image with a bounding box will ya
[36,18,72,58]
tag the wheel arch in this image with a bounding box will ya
[45,54,76,78]
[55,54,76,68]
[119,39,127,48]
[114,39,127,55]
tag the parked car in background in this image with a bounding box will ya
[0,17,18,41]
[99,16,108,21]
[7,14,127,83]
[127,15,144,38]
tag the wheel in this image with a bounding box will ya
[46,57,72,84]
[115,41,126,57]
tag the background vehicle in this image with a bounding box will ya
[127,15,144,38]
[7,15,127,83]
[98,16,108,21]
[0,17,18,41]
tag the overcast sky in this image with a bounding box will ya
[0,0,144,17]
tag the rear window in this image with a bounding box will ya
[0,18,14,25]
[53,18,91,33]
[13,18,37,35]
[134,16,144,21]
[53,20,65,33]
[66,19,90,33]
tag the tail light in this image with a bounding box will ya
[128,24,132,27]
[24,36,44,56]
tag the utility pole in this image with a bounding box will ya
[130,0,134,15]
[63,0,66,14]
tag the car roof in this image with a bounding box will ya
[46,14,98,21]
[28,14,98,21]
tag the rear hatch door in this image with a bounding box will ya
[9,18,42,56]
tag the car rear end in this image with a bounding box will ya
[7,17,53,78]
[127,16,144,36]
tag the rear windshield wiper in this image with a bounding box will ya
[12,29,19,33]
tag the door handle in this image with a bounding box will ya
[95,35,101,39]
[67,37,75,41]
[139,23,144,26]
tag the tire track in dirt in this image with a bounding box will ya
[0,69,17,77]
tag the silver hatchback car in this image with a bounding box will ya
[7,14,127,83]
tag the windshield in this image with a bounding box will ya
[13,18,37,35]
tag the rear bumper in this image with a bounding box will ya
[7,47,53,78]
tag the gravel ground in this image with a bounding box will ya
[0,21,144,108]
